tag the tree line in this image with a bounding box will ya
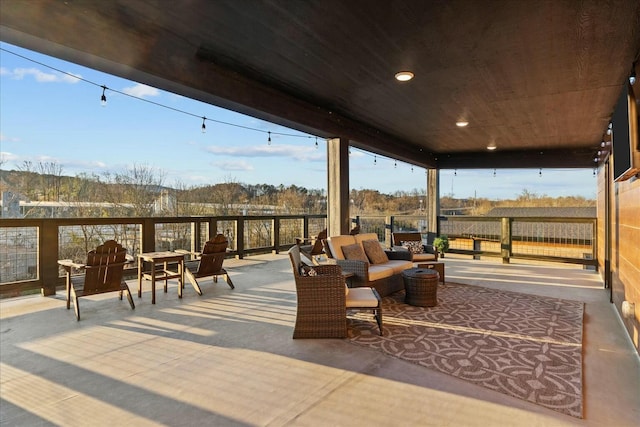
[0,161,594,218]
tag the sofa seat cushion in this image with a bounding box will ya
[385,260,414,274]
[327,235,357,259]
[412,253,437,262]
[368,264,396,281]
[346,287,380,308]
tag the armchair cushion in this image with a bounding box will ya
[346,287,380,308]
[362,239,389,264]
[401,240,424,254]
[300,264,318,276]
[342,243,369,262]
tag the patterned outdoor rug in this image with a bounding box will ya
[347,282,584,418]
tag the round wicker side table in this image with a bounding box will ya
[402,268,439,307]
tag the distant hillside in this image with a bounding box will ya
[0,168,594,218]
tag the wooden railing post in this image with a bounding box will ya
[385,216,394,248]
[235,216,244,259]
[273,216,280,254]
[501,217,512,264]
[141,218,156,253]
[191,221,200,254]
[40,220,60,296]
[303,215,310,241]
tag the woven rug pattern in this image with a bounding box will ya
[347,282,584,418]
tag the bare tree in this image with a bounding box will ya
[102,164,165,217]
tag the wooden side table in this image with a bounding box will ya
[416,262,445,284]
[137,251,185,304]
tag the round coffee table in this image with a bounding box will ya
[402,268,439,307]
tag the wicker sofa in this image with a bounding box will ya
[325,233,413,297]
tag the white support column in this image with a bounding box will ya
[327,137,350,236]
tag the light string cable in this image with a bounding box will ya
[349,146,421,173]
[0,46,316,141]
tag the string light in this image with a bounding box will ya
[411,166,414,172]
[539,168,542,177]
[1,47,320,144]
[493,169,496,177]
[454,169,457,176]
[593,168,597,177]
[394,160,397,168]
[100,85,107,106]
[374,155,377,165]
[1,46,430,176]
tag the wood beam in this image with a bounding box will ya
[435,147,597,169]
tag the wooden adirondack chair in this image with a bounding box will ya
[58,240,135,321]
[295,228,327,265]
[181,234,235,293]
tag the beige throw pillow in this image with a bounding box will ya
[362,239,389,264]
[341,243,369,262]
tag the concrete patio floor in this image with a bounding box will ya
[1,253,638,426]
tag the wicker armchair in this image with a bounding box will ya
[392,232,438,262]
[288,245,382,338]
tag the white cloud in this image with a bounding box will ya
[0,133,21,143]
[213,160,254,171]
[2,67,81,83]
[122,83,159,98]
[0,151,19,162]
[205,144,324,162]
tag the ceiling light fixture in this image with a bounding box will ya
[395,71,414,82]
[487,143,497,151]
[456,121,469,127]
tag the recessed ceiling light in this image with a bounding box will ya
[395,71,414,81]
[487,144,497,151]
[456,121,469,127]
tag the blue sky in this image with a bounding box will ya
[0,42,596,200]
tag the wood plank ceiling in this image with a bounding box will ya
[1,0,639,169]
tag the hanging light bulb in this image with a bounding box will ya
[606,122,612,135]
[394,160,397,168]
[201,116,206,133]
[411,166,414,173]
[454,169,457,176]
[315,136,318,149]
[374,155,377,165]
[100,85,107,106]
[539,168,542,177]
[493,169,496,177]
[593,168,596,177]
[268,131,271,145]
